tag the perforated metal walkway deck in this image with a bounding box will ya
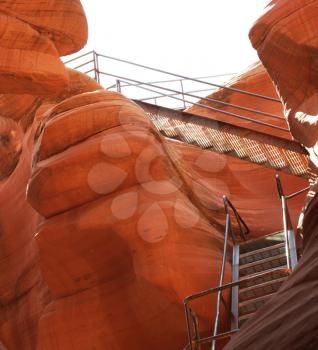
[136,101,312,179]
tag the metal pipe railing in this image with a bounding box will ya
[184,196,248,350]
[114,79,284,121]
[285,185,311,200]
[64,51,289,133]
[96,53,281,103]
[72,59,94,70]
[211,196,248,350]
[138,87,216,102]
[101,74,289,133]
[212,209,231,350]
[93,51,100,84]
[183,266,286,349]
[275,175,305,270]
[63,50,94,64]
[108,73,236,90]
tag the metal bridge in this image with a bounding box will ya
[64,51,312,180]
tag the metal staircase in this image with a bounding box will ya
[183,175,307,350]
[237,231,289,328]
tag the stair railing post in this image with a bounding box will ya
[116,79,122,93]
[275,175,298,270]
[184,302,194,350]
[231,243,240,331]
[180,80,187,109]
[211,196,231,350]
[92,51,100,84]
[95,52,100,84]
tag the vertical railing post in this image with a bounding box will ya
[92,51,99,83]
[180,80,187,109]
[276,175,298,270]
[211,196,231,350]
[184,302,194,350]
[95,52,100,84]
[116,80,122,93]
[231,244,239,331]
[93,51,97,82]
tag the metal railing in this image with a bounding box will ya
[275,175,309,270]
[63,51,289,135]
[183,178,309,350]
[183,266,288,350]
[184,196,249,350]
[64,50,233,109]
[95,52,281,103]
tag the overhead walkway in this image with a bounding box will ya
[136,101,310,179]
[64,51,313,180]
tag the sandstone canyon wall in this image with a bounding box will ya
[187,61,288,138]
[0,1,313,349]
[0,1,230,349]
[224,1,318,349]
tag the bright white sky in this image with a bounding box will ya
[76,0,269,76]
[66,1,270,107]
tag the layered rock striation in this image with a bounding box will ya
[0,0,314,349]
[225,1,318,349]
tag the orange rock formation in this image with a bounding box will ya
[0,0,87,95]
[224,1,318,349]
[187,62,288,138]
[0,1,312,349]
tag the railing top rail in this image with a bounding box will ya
[224,196,250,239]
[63,50,94,64]
[108,73,236,89]
[139,87,216,102]
[96,52,282,103]
[115,78,285,121]
[285,185,310,200]
[183,266,288,303]
[276,174,309,200]
[103,74,288,133]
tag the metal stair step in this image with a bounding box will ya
[239,276,287,302]
[239,293,275,316]
[240,253,287,277]
[239,231,285,255]
[240,243,286,265]
[238,312,256,328]
[239,266,290,289]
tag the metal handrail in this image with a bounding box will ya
[63,50,94,64]
[138,87,216,102]
[183,267,287,349]
[184,196,248,350]
[96,53,281,103]
[107,73,237,89]
[64,51,289,133]
[225,198,250,241]
[285,185,311,200]
[184,178,307,349]
[211,196,248,350]
[113,79,285,121]
[112,77,289,132]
